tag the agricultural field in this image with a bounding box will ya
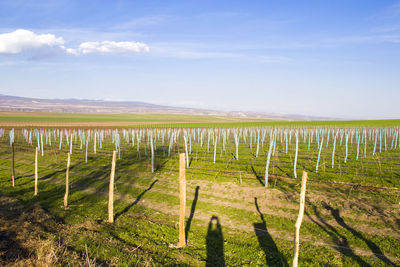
[0,112,280,128]
[1,125,400,266]
[1,111,400,128]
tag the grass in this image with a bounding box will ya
[0,129,399,266]
[0,112,274,124]
[137,119,400,128]
[1,111,399,127]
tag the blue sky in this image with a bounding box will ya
[0,0,399,119]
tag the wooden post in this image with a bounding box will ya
[34,147,38,196]
[64,153,70,207]
[108,150,117,223]
[293,171,308,267]
[11,142,15,187]
[178,153,186,247]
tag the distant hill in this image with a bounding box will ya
[0,94,329,120]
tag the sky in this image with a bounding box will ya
[0,0,399,119]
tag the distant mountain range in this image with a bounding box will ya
[0,94,331,120]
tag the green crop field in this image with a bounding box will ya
[1,112,400,128]
[138,119,400,128]
[0,126,399,266]
[0,112,276,126]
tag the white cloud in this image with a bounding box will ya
[67,40,149,55]
[0,29,149,59]
[0,29,64,54]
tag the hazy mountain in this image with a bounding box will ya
[0,94,330,120]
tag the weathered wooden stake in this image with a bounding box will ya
[293,171,308,267]
[64,153,70,207]
[11,142,15,187]
[108,150,117,223]
[178,153,186,247]
[34,147,38,196]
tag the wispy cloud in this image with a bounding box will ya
[0,29,149,59]
[322,34,400,45]
[368,2,400,33]
[66,40,149,55]
[0,0,67,9]
[371,24,400,33]
[386,2,400,18]
[148,42,291,63]
[112,15,172,30]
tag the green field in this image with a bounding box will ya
[0,112,273,125]
[0,126,399,266]
[1,111,400,127]
[138,119,400,128]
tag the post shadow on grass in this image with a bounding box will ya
[274,165,291,178]
[2,173,34,187]
[68,152,157,207]
[189,156,194,167]
[114,179,158,221]
[39,163,78,184]
[373,206,400,235]
[185,186,199,242]
[206,216,225,267]
[323,202,397,266]
[154,159,169,172]
[9,166,77,206]
[306,203,370,266]
[253,197,288,267]
[251,166,264,186]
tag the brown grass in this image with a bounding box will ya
[0,196,95,266]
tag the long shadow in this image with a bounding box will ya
[16,173,34,180]
[185,186,200,242]
[114,179,158,221]
[251,166,265,186]
[253,197,288,267]
[373,206,400,235]
[274,165,291,178]
[189,156,194,167]
[109,230,144,253]
[323,203,397,266]
[206,216,225,267]
[69,153,158,205]
[67,167,113,205]
[306,203,370,266]
[39,168,67,181]
[154,159,169,172]
[39,163,78,184]
[7,174,34,187]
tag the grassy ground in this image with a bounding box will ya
[0,130,399,266]
[1,111,399,127]
[0,112,231,123]
[0,112,276,127]
[139,119,400,128]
